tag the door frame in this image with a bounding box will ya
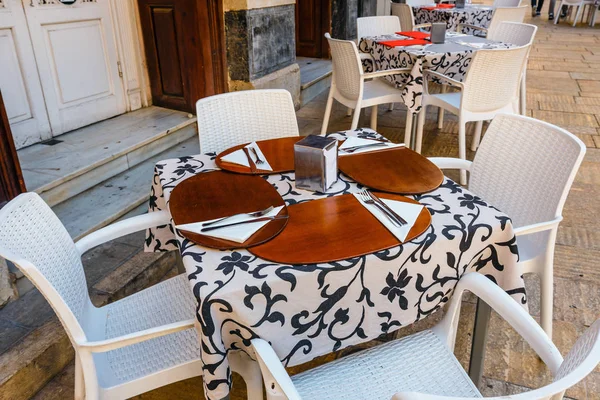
[295,0,332,59]
[0,91,25,208]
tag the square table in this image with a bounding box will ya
[145,129,527,400]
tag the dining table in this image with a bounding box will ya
[145,128,527,400]
[413,4,494,33]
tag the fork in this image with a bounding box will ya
[358,191,403,227]
[202,206,274,227]
[250,147,265,164]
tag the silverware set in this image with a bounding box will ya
[358,190,407,227]
[202,206,274,227]
[342,142,389,153]
[200,215,288,233]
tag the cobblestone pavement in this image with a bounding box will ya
[34,7,600,400]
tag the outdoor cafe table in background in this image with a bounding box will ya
[358,33,514,114]
[414,4,494,34]
[145,129,526,400]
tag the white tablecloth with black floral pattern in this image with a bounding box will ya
[358,33,514,113]
[414,4,494,33]
[145,129,526,400]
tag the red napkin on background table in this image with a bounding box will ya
[421,6,436,10]
[396,31,431,39]
[437,3,455,8]
[378,39,430,47]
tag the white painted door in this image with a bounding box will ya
[22,0,126,136]
[0,0,52,148]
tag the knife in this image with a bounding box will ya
[243,147,257,172]
[368,191,408,225]
[198,215,288,233]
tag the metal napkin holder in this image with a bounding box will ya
[294,135,338,193]
[431,23,446,44]
[456,0,466,8]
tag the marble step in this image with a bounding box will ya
[298,57,332,107]
[18,106,196,207]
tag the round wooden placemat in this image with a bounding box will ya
[338,147,444,194]
[215,137,301,175]
[249,192,431,264]
[169,171,288,250]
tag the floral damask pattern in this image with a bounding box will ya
[145,129,526,400]
[414,5,494,34]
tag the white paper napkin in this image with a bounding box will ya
[353,193,423,242]
[455,41,488,49]
[175,205,284,243]
[220,142,273,171]
[339,137,405,156]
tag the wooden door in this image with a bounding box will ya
[0,0,52,149]
[0,91,25,208]
[296,0,331,58]
[137,0,226,113]
[22,0,127,136]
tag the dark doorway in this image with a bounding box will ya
[137,0,227,113]
[0,91,25,208]
[296,0,331,58]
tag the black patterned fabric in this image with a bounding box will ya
[358,33,514,113]
[145,129,526,400]
[414,5,494,33]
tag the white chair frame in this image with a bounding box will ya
[251,273,600,400]
[429,114,586,339]
[554,0,595,25]
[391,2,433,31]
[321,33,411,135]
[457,6,528,37]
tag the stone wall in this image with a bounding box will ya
[332,0,378,40]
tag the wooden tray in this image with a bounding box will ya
[169,171,288,250]
[249,193,431,264]
[215,137,302,175]
[338,147,444,194]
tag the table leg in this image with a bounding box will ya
[410,112,418,150]
[469,299,491,388]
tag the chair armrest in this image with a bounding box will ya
[457,23,487,34]
[428,157,472,171]
[433,273,563,375]
[77,319,195,353]
[75,210,171,255]
[251,338,303,400]
[422,70,464,91]
[513,217,562,237]
[364,68,412,80]
[359,52,373,61]
[414,23,432,30]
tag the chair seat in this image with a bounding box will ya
[427,92,462,114]
[291,330,482,400]
[97,274,201,388]
[363,79,404,105]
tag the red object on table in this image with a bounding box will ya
[437,3,455,8]
[421,6,436,10]
[397,31,431,39]
[378,39,429,47]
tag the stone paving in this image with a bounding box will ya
[33,8,600,400]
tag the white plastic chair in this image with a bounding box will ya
[458,6,528,36]
[413,45,529,184]
[554,0,595,25]
[487,22,538,115]
[430,114,586,339]
[250,273,600,400]
[195,89,299,154]
[357,16,401,39]
[391,2,433,31]
[406,0,436,6]
[321,33,411,135]
[493,0,522,6]
[0,193,201,400]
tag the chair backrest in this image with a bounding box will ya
[0,193,90,339]
[405,0,434,6]
[391,3,416,31]
[488,5,528,34]
[195,89,299,154]
[487,21,537,46]
[325,33,364,102]
[470,114,586,229]
[493,0,521,7]
[461,45,529,113]
[357,16,401,40]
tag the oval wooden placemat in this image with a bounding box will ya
[249,192,431,264]
[215,137,301,175]
[169,171,288,250]
[338,147,444,194]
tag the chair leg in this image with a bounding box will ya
[540,266,554,339]
[471,121,483,151]
[404,112,413,148]
[347,107,352,116]
[370,105,378,130]
[389,103,394,111]
[555,1,563,23]
[458,120,467,185]
[74,354,84,400]
[415,107,426,154]
[321,91,335,135]
[574,5,582,25]
[229,350,264,400]
[520,73,527,116]
[437,85,447,129]
[350,105,362,131]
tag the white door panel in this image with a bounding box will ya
[0,0,51,148]
[23,0,126,135]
